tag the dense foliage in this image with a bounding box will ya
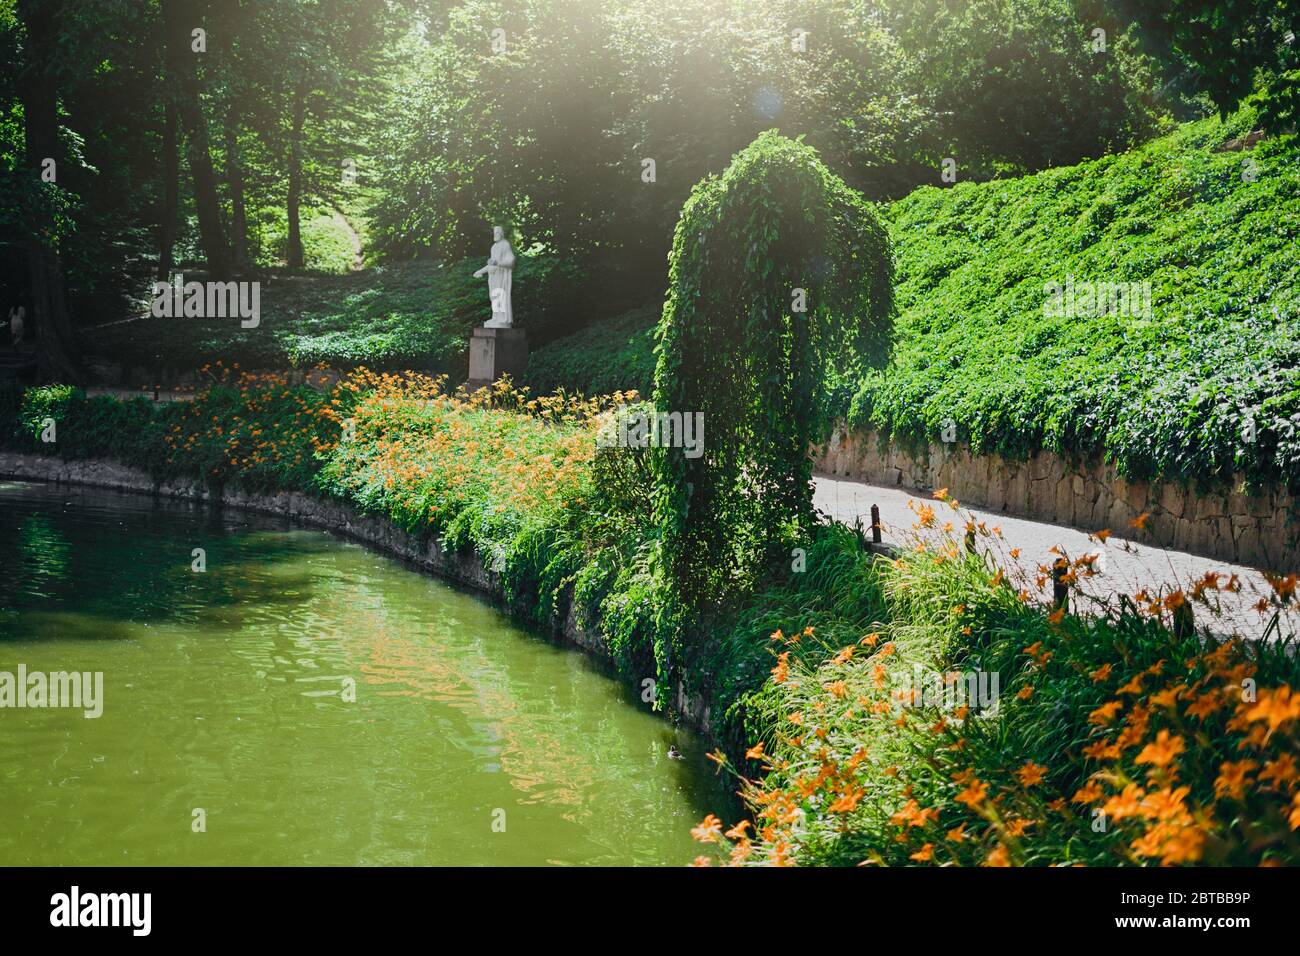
[851,105,1300,490]
[653,131,892,607]
[371,0,1175,294]
[523,305,658,399]
[696,507,1300,867]
[523,107,1300,491]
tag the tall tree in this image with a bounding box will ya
[158,96,179,279]
[162,0,232,279]
[15,0,81,381]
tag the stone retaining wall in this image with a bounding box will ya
[814,427,1299,572]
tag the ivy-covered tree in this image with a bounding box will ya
[651,130,892,607]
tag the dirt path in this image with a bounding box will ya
[331,207,365,272]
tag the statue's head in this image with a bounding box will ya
[493,225,504,242]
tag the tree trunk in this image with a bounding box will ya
[16,0,81,382]
[224,106,249,272]
[286,83,306,270]
[162,0,232,280]
[158,97,178,279]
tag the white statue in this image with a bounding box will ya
[472,225,516,328]
[8,306,24,347]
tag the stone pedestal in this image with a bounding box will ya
[466,326,528,391]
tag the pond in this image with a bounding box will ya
[0,480,722,866]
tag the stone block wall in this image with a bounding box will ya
[814,427,1299,572]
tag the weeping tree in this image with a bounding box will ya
[651,131,893,613]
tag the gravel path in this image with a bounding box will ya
[813,473,1289,640]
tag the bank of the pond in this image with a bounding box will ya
[0,451,661,713]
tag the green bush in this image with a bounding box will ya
[653,130,892,606]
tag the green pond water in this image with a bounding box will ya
[0,480,722,866]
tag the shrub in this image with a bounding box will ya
[653,130,893,608]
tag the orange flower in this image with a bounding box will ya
[1072,781,1104,804]
[1213,761,1257,800]
[1260,754,1298,788]
[1135,730,1185,769]
[745,742,766,760]
[1088,701,1123,725]
[1016,762,1047,787]
[955,779,989,809]
[983,845,1012,867]
[828,788,865,813]
[771,652,790,684]
[1082,739,1122,761]
[1245,685,1300,735]
[1102,784,1147,821]
[909,843,935,862]
[724,820,752,840]
[691,814,723,843]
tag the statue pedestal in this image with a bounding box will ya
[466,326,528,391]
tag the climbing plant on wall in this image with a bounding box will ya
[651,130,894,610]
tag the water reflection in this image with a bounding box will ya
[0,481,726,866]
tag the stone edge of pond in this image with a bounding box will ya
[0,451,718,737]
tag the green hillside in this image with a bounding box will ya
[854,106,1300,491]
[528,107,1300,490]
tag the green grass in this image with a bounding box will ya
[523,304,659,398]
[86,256,581,375]
[249,204,358,275]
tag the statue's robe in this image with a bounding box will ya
[483,239,516,327]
